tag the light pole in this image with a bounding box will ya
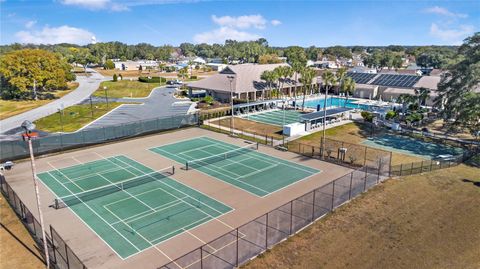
[321,81,329,158]
[103,86,109,109]
[227,75,235,136]
[21,120,50,269]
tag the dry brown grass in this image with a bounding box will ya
[0,196,45,269]
[244,164,480,269]
[0,82,79,120]
[295,122,424,165]
[210,117,283,139]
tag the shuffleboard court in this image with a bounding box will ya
[37,155,232,259]
[240,109,302,126]
[149,137,320,197]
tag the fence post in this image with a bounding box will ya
[363,167,368,191]
[410,162,414,175]
[388,151,393,177]
[236,228,239,267]
[348,172,353,200]
[331,180,335,211]
[311,190,316,221]
[49,226,57,265]
[400,163,404,176]
[200,245,203,269]
[363,147,368,167]
[265,213,268,249]
[289,201,293,235]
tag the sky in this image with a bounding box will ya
[1,0,479,47]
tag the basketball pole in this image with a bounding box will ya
[27,135,50,268]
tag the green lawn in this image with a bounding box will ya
[0,82,79,120]
[93,80,162,98]
[34,102,123,132]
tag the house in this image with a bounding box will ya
[187,63,317,102]
[113,60,158,71]
[206,63,228,71]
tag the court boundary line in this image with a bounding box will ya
[46,162,86,192]
[69,155,180,263]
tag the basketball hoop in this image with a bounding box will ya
[22,132,38,141]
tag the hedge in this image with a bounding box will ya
[138,76,167,83]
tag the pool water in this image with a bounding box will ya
[361,133,464,159]
[295,97,372,110]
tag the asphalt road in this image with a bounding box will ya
[0,68,107,134]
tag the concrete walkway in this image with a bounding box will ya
[0,68,107,134]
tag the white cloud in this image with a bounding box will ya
[425,6,467,18]
[60,0,128,11]
[211,14,267,29]
[429,23,474,44]
[271,19,281,26]
[15,25,95,45]
[194,27,261,44]
[25,20,37,29]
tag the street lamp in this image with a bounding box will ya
[21,120,50,269]
[103,86,109,109]
[227,75,235,136]
[321,80,329,158]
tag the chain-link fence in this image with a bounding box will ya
[159,166,385,269]
[0,114,199,162]
[284,138,392,177]
[0,174,86,269]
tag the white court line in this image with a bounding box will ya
[111,199,185,226]
[47,162,86,191]
[150,216,211,245]
[46,171,142,252]
[177,144,217,156]
[112,154,236,234]
[109,198,185,225]
[156,147,269,196]
[69,155,178,264]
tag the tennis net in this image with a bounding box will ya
[185,142,258,170]
[54,166,175,209]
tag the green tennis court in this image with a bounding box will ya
[240,110,302,126]
[149,137,320,197]
[37,155,232,259]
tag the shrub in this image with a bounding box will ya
[385,110,396,120]
[203,95,214,105]
[361,111,374,122]
[104,59,115,70]
[112,74,118,82]
[138,76,166,83]
[190,75,198,80]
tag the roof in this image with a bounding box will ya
[355,83,378,90]
[188,63,292,93]
[414,76,441,90]
[383,88,415,95]
[300,107,353,121]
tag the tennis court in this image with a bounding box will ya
[149,137,320,197]
[36,154,232,259]
[240,110,302,126]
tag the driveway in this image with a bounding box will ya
[80,86,194,130]
[0,68,107,134]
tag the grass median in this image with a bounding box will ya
[93,80,161,98]
[34,102,124,132]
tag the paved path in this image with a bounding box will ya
[0,68,106,134]
[80,86,194,130]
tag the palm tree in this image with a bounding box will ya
[291,61,304,109]
[336,67,348,95]
[340,77,356,106]
[260,70,278,100]
[320,70,338,157]
[415,87,431,106]
[299,67,316,111]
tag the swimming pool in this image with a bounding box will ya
[361,133,464,159]
[295,97,375,110]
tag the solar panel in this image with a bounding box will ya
[371,74,420,87]
[346,72,377,84]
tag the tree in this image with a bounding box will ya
[258,54,282,64]
[0,49,74,100]
[414,87,430,106]
[397,94,416,114]
[340,77,356,105]
[291,61,305,106]
[273,65,294,99]
[260,70,278,99]
[299,67,316,110]
[320,70,338,154]
[436,33,480,132]
[104,59,115,70]
[284,46,307,66]
[180,43,196,57]
[305,46,322,61]
[324,46,352,59]
[178,67,188,80]
[112,73,118,82]
[68,47,97,72]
